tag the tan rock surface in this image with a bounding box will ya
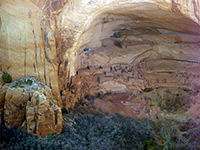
[26,91,63,136]
[0,72,4,86]
[0,0,61,105]
[4,87,29,128]
[0,71,5,123]
[0,84,9,123]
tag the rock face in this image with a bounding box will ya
[0,72,4,86]
[0,0,61,106]
[0,73,7,123]
[1,1,200,120]
[4,88,29,128]
[26,91,63,136]
[0,75,63,136]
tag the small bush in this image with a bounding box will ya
[153,89,192,113]
[61,108,68,114]
[142,140,162,150]
[2,72,12,83]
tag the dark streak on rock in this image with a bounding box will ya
[114,40,122,48]
[55,112,58,125]
[68,76,73,89]
[29,12,39,78]
[24,29,27,76]
[104,75,113,78]
[111,32,121,38]
[33,64,36,73]
[58,62,62,75]
[64,60,68,68]
[121,70,127,73]
[24,47,27,76]
[0,17,2,29]
[44,59,47,84]
[43,33,51,63]
[142,88,154,93]
[40,48,42,62]
[97,76,100,83]
[49,78,52,89]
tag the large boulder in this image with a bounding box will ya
[0,72,4,86]
[1,76,63,136]
[26,91,63,136]
[4,87,29,128]
[0,84,9,124]
[0,71,9,123]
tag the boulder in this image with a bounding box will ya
[26,91,63,136]
[4,87,29,128]
[1,76,63,136]
[0,72,4,86]
[0,84,9,123]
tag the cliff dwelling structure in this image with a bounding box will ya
[1,0,200,130]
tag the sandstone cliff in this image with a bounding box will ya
[1,0,200,120]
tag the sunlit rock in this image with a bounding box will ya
[1,76,63,136]
[26,91,63,136]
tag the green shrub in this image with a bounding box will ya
[142,140,162,150]
[153,89,192,113]
[2,72,12,83]
[61,108,68,114]
[24,79,33,86]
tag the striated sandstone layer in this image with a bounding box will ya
[1,0,200,119]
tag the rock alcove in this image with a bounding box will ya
[63,2,200,119]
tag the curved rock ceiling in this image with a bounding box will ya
[1,0,200,118]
